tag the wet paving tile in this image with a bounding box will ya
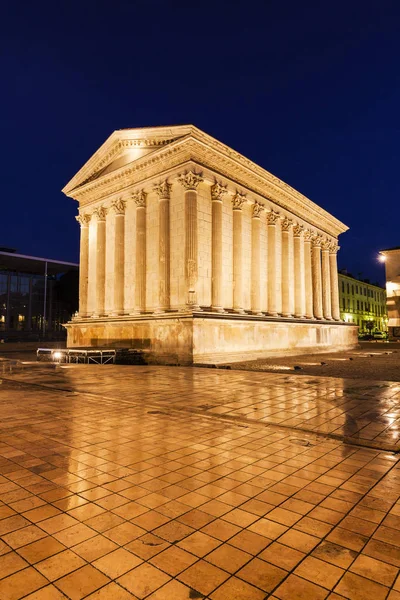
[0,363,400,599]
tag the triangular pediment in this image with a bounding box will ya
[63,125,194,195]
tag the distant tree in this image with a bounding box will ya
[366,320,374,334]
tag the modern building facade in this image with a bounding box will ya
[380,247,400,337]
[0,249,78,341]
[338,271,387,333]
[63,125,357,363]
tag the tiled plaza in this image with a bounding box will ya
[0,363,400,599]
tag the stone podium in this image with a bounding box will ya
[63,125,357,363]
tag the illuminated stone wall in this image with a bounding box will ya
[381,248,400,335]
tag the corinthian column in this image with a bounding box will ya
[293,225,305,318]
[178,171,203,309]
[251,202,264,315]
[267,210,280,316]
[111,199,126,316]
[93,207,107,317]
[211,182,227,312]
[75,213,91,317]
[232,192,246,313]
[154,181,172,313]
[312,235,323,319]
[281,217,294,317]
[304,230,313,318]
[329,242,341,320]
[133,190,147,313]
[321,239,332,320]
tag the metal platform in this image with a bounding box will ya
[37,348,146,365]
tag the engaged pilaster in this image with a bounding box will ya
[321,239,332,320]
[329,242,341,321]
[281,218,294,318]
[232,192,246,313]
[178,171,203,309]
[154,181,172,312]
[111,199,126,316]
[211,182,227,312]
[75,213,91,317]
[267,210,280,316]
[311,234,323,319]
[93,206,108,317]
[251,202,264,315]
[133,190,147,313]
[293,225,306,318]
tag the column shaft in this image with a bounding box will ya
[211,183,227,312]
[179,172,203,308]
[232,193,246,313]
[251,204,263,314]
[304,233,313,318]
[312,237,323,319]
[267,211,280,316]
[321,244,332,320]
[134,191,147,312]
[329,244,341,320]
[94,207,107,316]
[76,214,90,317]
[154,182,172,312]
[281,219,294,317]
[112,200,126,315]
[294,226,305,318]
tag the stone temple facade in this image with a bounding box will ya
[63,125,357,363]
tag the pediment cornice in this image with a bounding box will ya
[63,126,348,237]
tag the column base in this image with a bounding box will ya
[282,313,293,318]
[294,314,306,319]
[233,308,245,314]
[211,306,225,313]
[252,311,263,316]
[268,311,279,317]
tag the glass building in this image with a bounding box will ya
[0,248,78,341]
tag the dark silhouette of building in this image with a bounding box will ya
[0,248,78,341]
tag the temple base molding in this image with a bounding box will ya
[65,313,358,366]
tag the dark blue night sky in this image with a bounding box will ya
[2,0,399,285]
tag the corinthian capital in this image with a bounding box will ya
[321,238,332,251]
[132,190,147,208]
[232,192,246,211]
[312,234,323,247]
[112,198,126,215]
[153,181,172,199]
[75,213,91,226]
[178,171,203,190]
[329,241,340,254]
[94,206,108,221]
[266,210,280,225]
[293,224,304,237]
[281,217,293,232]
[211,182,228,201]
[252,202,264,218]
[303,229,313,242]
